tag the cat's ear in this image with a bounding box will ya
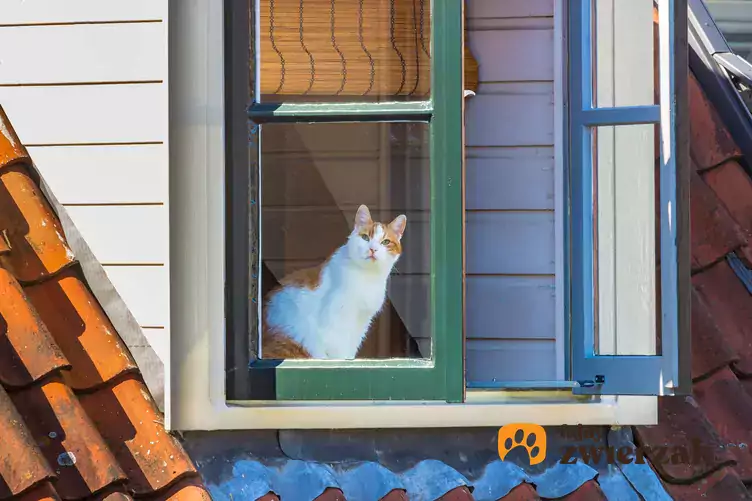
[389,214,407,240]
[354,204,372,230]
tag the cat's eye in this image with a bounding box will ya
[381,239,391,246]
[361,234,369,241]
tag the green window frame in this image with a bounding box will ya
[224,0,465,402]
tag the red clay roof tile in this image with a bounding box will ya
[560,481,608,500]
[663,467,752,501]
[693,367,752,481]
[690,168,746,270]
[0,165,75,283]
[499,483,540,500]
[9,379,127,500]
[693,261,752,376]
[0,108,30,169]
[379,490,408,501]
[77,376,196,496]
[703,160,752,240]
[24,267,137,391]
[313,488,347,501]
[688,72,742,170]
[143,477,212,501]
[437,487,473,501]
[0,267,69,389]
[15,482,61,501]
[690,286,738,380]
[0,106,207,501]
[634,395,734,483]
[0,385,56,500]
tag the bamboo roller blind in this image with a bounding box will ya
[258,0,432,98]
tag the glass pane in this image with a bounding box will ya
[256,122,431,360]
[252,0,431,103]
[592,0,658,107]
[593,123,661,356]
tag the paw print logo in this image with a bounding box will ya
[498,424,547,466]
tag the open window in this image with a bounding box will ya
[225,0,464,401]
[567,0,691,396]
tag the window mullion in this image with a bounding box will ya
[248,101,434,123]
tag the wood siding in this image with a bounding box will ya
[464,0,557,383]
[0,4,170,366]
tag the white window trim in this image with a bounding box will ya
[167,0,657,431]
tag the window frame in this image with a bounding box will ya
[567,0,691,396]
[169,0,660,431]
[222,0,465,403]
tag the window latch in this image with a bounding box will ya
[577,375,605,388]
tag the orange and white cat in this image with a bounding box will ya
[261,205,406,359]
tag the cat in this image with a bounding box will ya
[261,204,406,359]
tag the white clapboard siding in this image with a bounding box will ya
[104,266,169,328]
[466,148,554,210]
[0,84,166,144]
[466,276,555,339]
[462,0,558,383]
[389,275,555,341]
[0,24,165,84]
[466,0,553,19]
[3,1,165,24]
[29,145,167,204]
[63,206,167,264]
[466,211,555,275]
[467,29,554,82]
[142,327,169,362]
[466,340,557,382]
[465,83,554,147]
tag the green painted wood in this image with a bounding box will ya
[241,0,465,402]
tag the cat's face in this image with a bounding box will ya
[347,205,406,269]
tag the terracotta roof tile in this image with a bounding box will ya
[436,486,473,501]
[78,376,196,495]
[634,395,734,483]
[560,481,608,501]
[499,483,541,501]
[693,368,752,481]
[690,286,739,380]
[663,467,752,501]
[690,167,746,270]
[0,107,30,169]
[313,488,347,501]
[688,72,742,170]
[0,106,206,501]
[0,165,75,283]
[24,268,137,391]
[379,490,408,501]
[0,267,69,389]
[15,482,61,501]
[0,385,56,499]
[693,261,752,376]
[9,379,127,499]
[703,160,752,240]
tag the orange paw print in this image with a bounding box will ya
[498,424,547,466]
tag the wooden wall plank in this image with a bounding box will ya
[30,145,167,204]
[466,276,555,339]
[468,29,554,82]
[466,211,555,274]
[103,265,168,328]
[466,147,554,210]
[3,1,165,24]
[64,206,168,264]
[465,83,554,146]
[466,340,557,382]
[466,0,554,19]
[0,23,165,84]
[0,84,167,144]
